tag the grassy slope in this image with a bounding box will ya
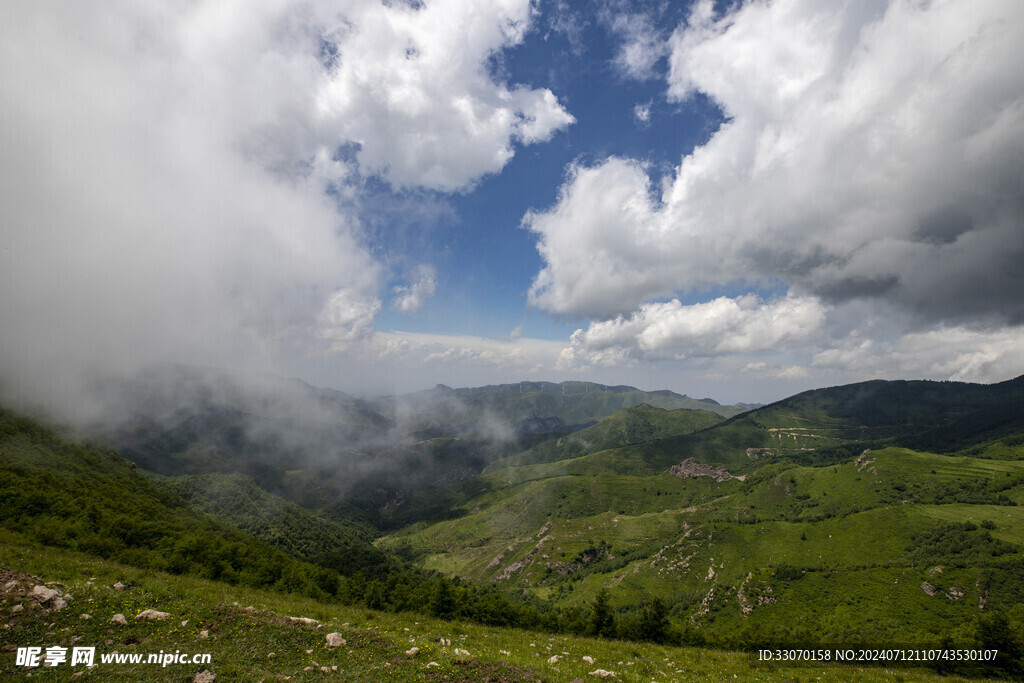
[0,534,988,682]
[492,404,725,468]
[0,408,344,598]
[454,381,747,421]
[381,442,1024,646]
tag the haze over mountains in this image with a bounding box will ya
[3,366,1024,679]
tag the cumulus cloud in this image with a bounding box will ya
[319,0,574,191]
[529,0,1024,379]
[0,0,572,417]
[812,326,1024,385]
[391,265,438,314]
[557,294,826,367]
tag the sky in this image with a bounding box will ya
[2,0,1024,411]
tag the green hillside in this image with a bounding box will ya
[1,535,977,682]
[379,379,1024,665]
[0,408,344,599]
[494,404,726,468]
[448,380,747,421]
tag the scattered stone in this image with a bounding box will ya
[670,458,737,482]
[267,653,275,658]
[921,582,938,597]
[320,666,331,673]
[582,655,595,664]
[499,650,510,656]
[193,670,216,683]
[405,647,420,656]
[80,613,91,619]
[11,604,23,614]
[547,655,560,664]
[182,620,189,626]
[426,662,440,668]
[31,586,61,603]
[198,630,209,639]
[454,648,470,657]
[287,616,319,626]
[326,632,347,647]
[112,583,126,591]
[137,609,170,620]
[589,670,616,678]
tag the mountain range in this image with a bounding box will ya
[2,369,1023,678]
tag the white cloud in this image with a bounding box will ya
[557,294,826,368]
[527,0,1024,379]
[812,326,1024,385]
[391,265,438,314]
[0,0,572,415]
[316,0,575,191]
[604,8,668,81]
[633,101,652,126]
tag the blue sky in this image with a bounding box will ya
[3,0,1024,410]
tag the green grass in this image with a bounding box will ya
[0,533,994,682]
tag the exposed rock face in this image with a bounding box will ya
[670,458,737,482]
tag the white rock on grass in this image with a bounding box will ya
[31,586,60,603]
[405,647,419,656]
[426,662,440,668]
[109,613,127,625]
[547,655,560,664]
[582,655,595,664]
[453,648,470,657]
[193,670,216,683]
[589,670,616,678]
[137,609,170,620]
[325,632,347,647]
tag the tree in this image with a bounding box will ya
[590,588,615,637]
[638,597,669,643]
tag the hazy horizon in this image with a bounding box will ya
[3,0,1023,415]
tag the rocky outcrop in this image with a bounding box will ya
[670,458,738,482]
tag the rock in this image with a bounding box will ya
[11,604,23,614]
[193,671,216,683]
[547,655,560,664]
[112,583,126,591]
[454,648,470,657]
[51,598,67,611]
[582,656,595,664]
[287,616,319,626]
[426,662,440,667]
[31,586,60,603]
[325,632,346,647]
[110,614,127,625]
[589,670,616,678]
[670,458,735,482]
[136,609,170,620]
[198,630,209,639]
[80,614,91,619]
[405,647,419,656]
[182,620,189,626]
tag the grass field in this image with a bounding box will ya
[0,533,1000,682]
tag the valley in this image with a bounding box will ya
[3,370,1024,679]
